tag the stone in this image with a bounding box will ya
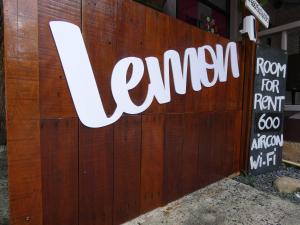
[274,176,300,193]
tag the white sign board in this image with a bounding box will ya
[245,0,270,28]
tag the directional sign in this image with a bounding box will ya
[245,0,270,28]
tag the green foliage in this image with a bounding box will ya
[2,218,9,225]
[239,171,256,187]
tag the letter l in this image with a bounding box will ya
[49,21,122,128]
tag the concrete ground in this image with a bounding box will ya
[124,178,300,225]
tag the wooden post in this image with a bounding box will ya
[3,0,43,224]
[240,8,259,171]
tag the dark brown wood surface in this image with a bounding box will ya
[4,0,251,224]
[4,0,43,224]
[79,123,114,225]
[113,116,141,224]
[41,118,78,225]
[140,114,164,213]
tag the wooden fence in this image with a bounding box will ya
[4,0,254,224]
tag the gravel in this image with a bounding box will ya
[234,164,300,204]
[0,145,9,225]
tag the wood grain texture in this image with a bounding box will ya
[240,40,256,170]
[163,114,184,204]
[79,123,114,225]
[197,113,213,187]
[182,114,200,194]
[143,9,169,113]
[166,19,192,113]
[4,0,43,224]
[38,0,81,119]
[113,115,141,225]
[41,118,78,225]
[116,1,149,107]
[82,0,118,115]
[4,0,249,224]
[140,114,164,213]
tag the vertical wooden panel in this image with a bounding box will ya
[114,115,141,225]
[225,111,242,174]
[80,2,115,224]
[38,1,81,225]
[197,113,213,187]
[182,114,200,194]
[189,28,208,112]
[166,19,192,113]
[4,0,43,224]
[222,40,244,111]
[79,124,113,225]
[163,114,184,204]
[214,36,229,112]
[38,0,81,119]
[216,112,230,179]
[115,1,148,106]
[210,112,227,181]
[207,36,222,112]
[144,9,169,113]
[41,118,78,225]
[240,40,256,170]
[140,114,164,213]
[82,0,117,115]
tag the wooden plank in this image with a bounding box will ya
[210,112,227,181]
[232,110,243,172]
[166,19,192,113]
[113,115,141,225]
[163,114,184,204]
[215,112,231,179]
[39,77,75,119]
[213,36,228,112]
[223,41,245,111]
[240,40,256,170]
[115,1,148,107]
[79,123,114,225]
[38,0,81,119]
[197,113,213,187]
[4,0,43,224]
[208,36,223,112]
[143,9,169,113]
[7,138,42,225]
[140,114,164,213]
[189,28,210,112]
[6,78,39,122]
[41,118,78,225]
[181,113,200,194]
[82,0,118,116]
[5,58,39,81]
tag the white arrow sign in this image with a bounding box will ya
[245,0,270,28]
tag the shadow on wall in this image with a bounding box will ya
[0,0,5,145]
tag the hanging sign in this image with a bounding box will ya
[249,45,287,174]
[245,0,270,28]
